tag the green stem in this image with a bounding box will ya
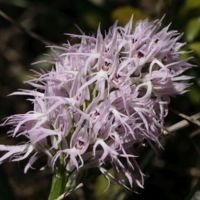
[48,164,70,200]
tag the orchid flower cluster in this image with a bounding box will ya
[0,17,192,190]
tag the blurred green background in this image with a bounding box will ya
[0,0,200,199]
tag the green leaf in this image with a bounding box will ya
[111,6,147,25]
[188,42,200,57]
[185,18,200,42]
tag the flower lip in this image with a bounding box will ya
[75,137,86,150]
[89,109,100,122]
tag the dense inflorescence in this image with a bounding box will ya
[0,17,193,189]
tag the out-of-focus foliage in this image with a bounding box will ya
[94,173,126,200]
[189,42,200,57]
[112,6,147,25]
[185,18,200,42]
[0,0,200,200]
[181,0,200,13]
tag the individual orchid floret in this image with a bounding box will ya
[0,16,193,191]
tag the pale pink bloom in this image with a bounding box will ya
[0,17,193,190]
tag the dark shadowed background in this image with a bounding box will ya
[0,0,200,199]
